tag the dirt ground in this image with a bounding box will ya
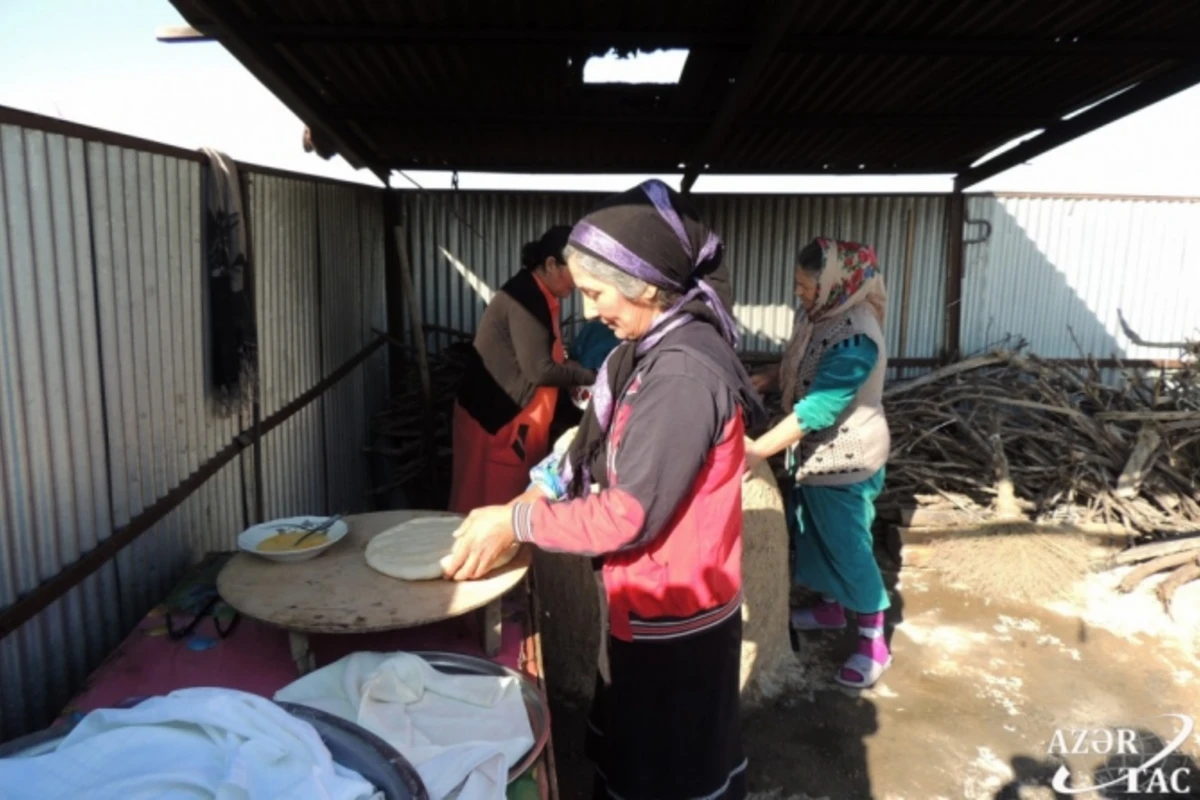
[549,563,1200,800]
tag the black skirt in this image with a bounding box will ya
[586,613,746,800]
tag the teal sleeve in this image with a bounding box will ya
[793,335,879,433]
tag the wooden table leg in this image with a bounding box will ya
[481,598,502,656]
[289,631,315,675]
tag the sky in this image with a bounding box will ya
[2,0,1199,196]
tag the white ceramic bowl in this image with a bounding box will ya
[238,516,350,563]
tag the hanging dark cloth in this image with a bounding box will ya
[201,148,256,415]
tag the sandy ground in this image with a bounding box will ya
[551,562,1200,799]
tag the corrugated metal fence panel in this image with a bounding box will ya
[0,124,121,740]
[87,143,246,635]
[1,121,388,741]
[399,192,948,360]
[963,195,1200,359]
[698,194,948,357]
[249,174,326,518]
[359,191,388,426]
[402,192,598,354]
[317,183,367,515]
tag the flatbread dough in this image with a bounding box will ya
[365,516,519,581]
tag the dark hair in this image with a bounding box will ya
[520,225,573,270]
[798,239,825,274]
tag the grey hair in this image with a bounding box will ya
[564,244,680,310]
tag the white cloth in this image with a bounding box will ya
[0,688,378,800]
[275,653,535,800]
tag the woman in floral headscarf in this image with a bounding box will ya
[746,238,892,689]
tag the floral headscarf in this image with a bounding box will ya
[779,238,887,408]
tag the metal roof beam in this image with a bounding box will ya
[372,160,953,175]
[680,0,801,193]
[779,36,1198,58]
[955,60,1200,190]
[342,108,1050,130]
[159,24,1198,59]
[179,1,389,184]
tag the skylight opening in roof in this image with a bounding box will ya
[582,48,689,85]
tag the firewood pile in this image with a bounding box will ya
[747,322,1200,611]
[880,347,1200,535]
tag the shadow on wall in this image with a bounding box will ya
[962,195,1199,361]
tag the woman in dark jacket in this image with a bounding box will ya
[448,226,596,514]
[445,181,763,799]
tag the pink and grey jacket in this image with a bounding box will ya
[513,323,760,642]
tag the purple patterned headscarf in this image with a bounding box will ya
[561,179,741,496]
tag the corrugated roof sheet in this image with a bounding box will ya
[169,0,1200,176]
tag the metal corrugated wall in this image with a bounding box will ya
[0,124,121,740]
[249,174,325,519]
[247,175,387,520]
[318,183,368,515]
[1,122,388,741]
[87,143,246,634]
[697,194,948,357]
[401,192,599,353]
[358,190,389,437]
[963,194,1200,359]
[5,126,1196,744]
[398,192,949,360]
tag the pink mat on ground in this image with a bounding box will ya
[65,597,528,717]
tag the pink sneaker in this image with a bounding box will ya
[790,600,847,631]
[836,616,892,688]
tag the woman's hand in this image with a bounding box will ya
[744,442,766,477]
[442,505,518,581]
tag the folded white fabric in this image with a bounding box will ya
[275,652,535,800]
[0,688,378,800]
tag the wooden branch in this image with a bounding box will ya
[1115,426,1162,499]
[1157,556,1200,612]
[1118,308,1190,350]
[990,433,1022,520]
[1112,535,1200,566]
[882,354,1007,398]
[1117,550,1200,593]
[1096,411,1200,423]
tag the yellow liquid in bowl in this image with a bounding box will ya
[257,530,329,552]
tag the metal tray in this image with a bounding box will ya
[412,650,551,782]
[0,702,428,800]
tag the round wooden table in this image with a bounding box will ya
[217,510,531,673]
